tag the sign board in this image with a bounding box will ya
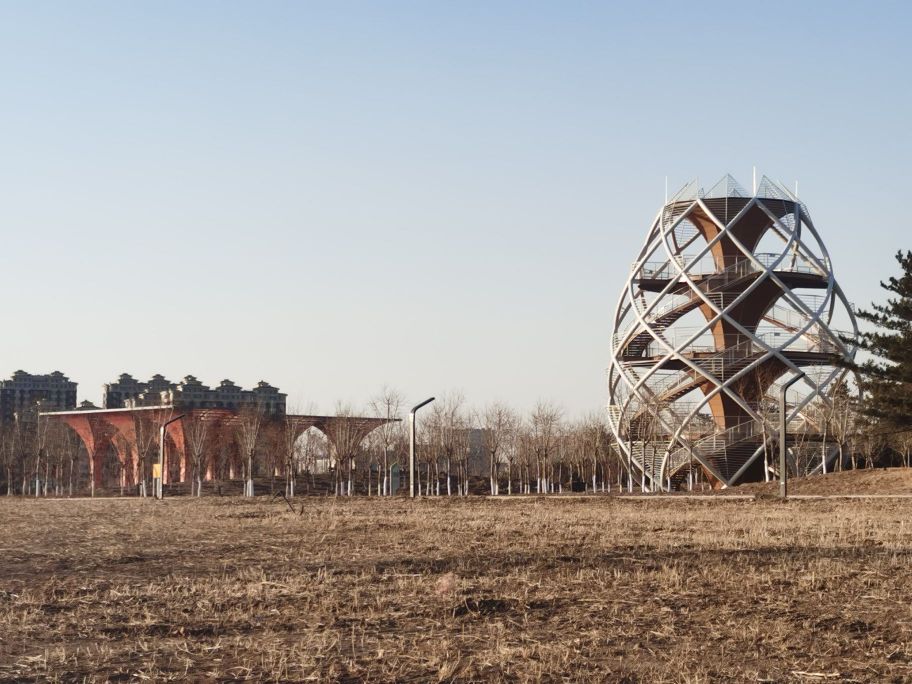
[390,463,400,493]
[152,463,162,479]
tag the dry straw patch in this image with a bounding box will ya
[1,496,911,682]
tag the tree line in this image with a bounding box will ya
[3,250,912,497]
[0,392,630,498]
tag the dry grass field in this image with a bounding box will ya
[2,495,912,682]
[733,467,912,497]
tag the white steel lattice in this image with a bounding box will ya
[607,174,858,489]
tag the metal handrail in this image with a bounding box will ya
[633,253,829,279]
[664,419,760,476]
[638,327,841,358]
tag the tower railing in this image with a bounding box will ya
[633,253,830,280]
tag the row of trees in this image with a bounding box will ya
[3,381,910,499]
[0,418,82,497]
[3,248,910,498]
[0,390,629,498]
[402,394,622,497]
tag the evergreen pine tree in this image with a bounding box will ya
[854,250,912,429]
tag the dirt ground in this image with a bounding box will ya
[2,494,912,682]
[732,467,912,496]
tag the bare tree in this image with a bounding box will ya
[478,402,517,496]
[579,412,609,492]
[370,388,404,496]
[325,404,364,496]
[184,411,214,497]
[12,413,38,496]
[58,424,81,497]
[501,419,519,495]
[826,381,856,472]
[858,417,886,470]
[112,432,131,496]
[894,430,912,468]
[44,421,68,496]
[132,410,168,498]
[297,426,327,492]
[0,423,13,495]
[235,405,264,497]
[278,415,302,498]
[530,401,562,494]
[431,394,466,496]
[516,422,535,493]
[30,415,49,497]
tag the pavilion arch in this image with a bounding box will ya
[40,406,397,494]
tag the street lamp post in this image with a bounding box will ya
[409,397,435,498]
[157,414,186,500]
[779,373,806,500]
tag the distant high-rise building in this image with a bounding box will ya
[163,377,286,416]
[102,373,151,408]
[103,373,286,416]
[0,370,77,423]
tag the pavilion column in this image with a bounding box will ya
[89,448,104,495]
[164,420,188,484]
[55,415,104,495]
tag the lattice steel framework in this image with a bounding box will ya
[607,174,858,489]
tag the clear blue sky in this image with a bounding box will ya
[1,1,909,416]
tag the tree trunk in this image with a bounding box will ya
[821,424,829,474]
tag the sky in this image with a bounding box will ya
[1,1,909,417]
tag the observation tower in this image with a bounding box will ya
[607,174,858,489]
